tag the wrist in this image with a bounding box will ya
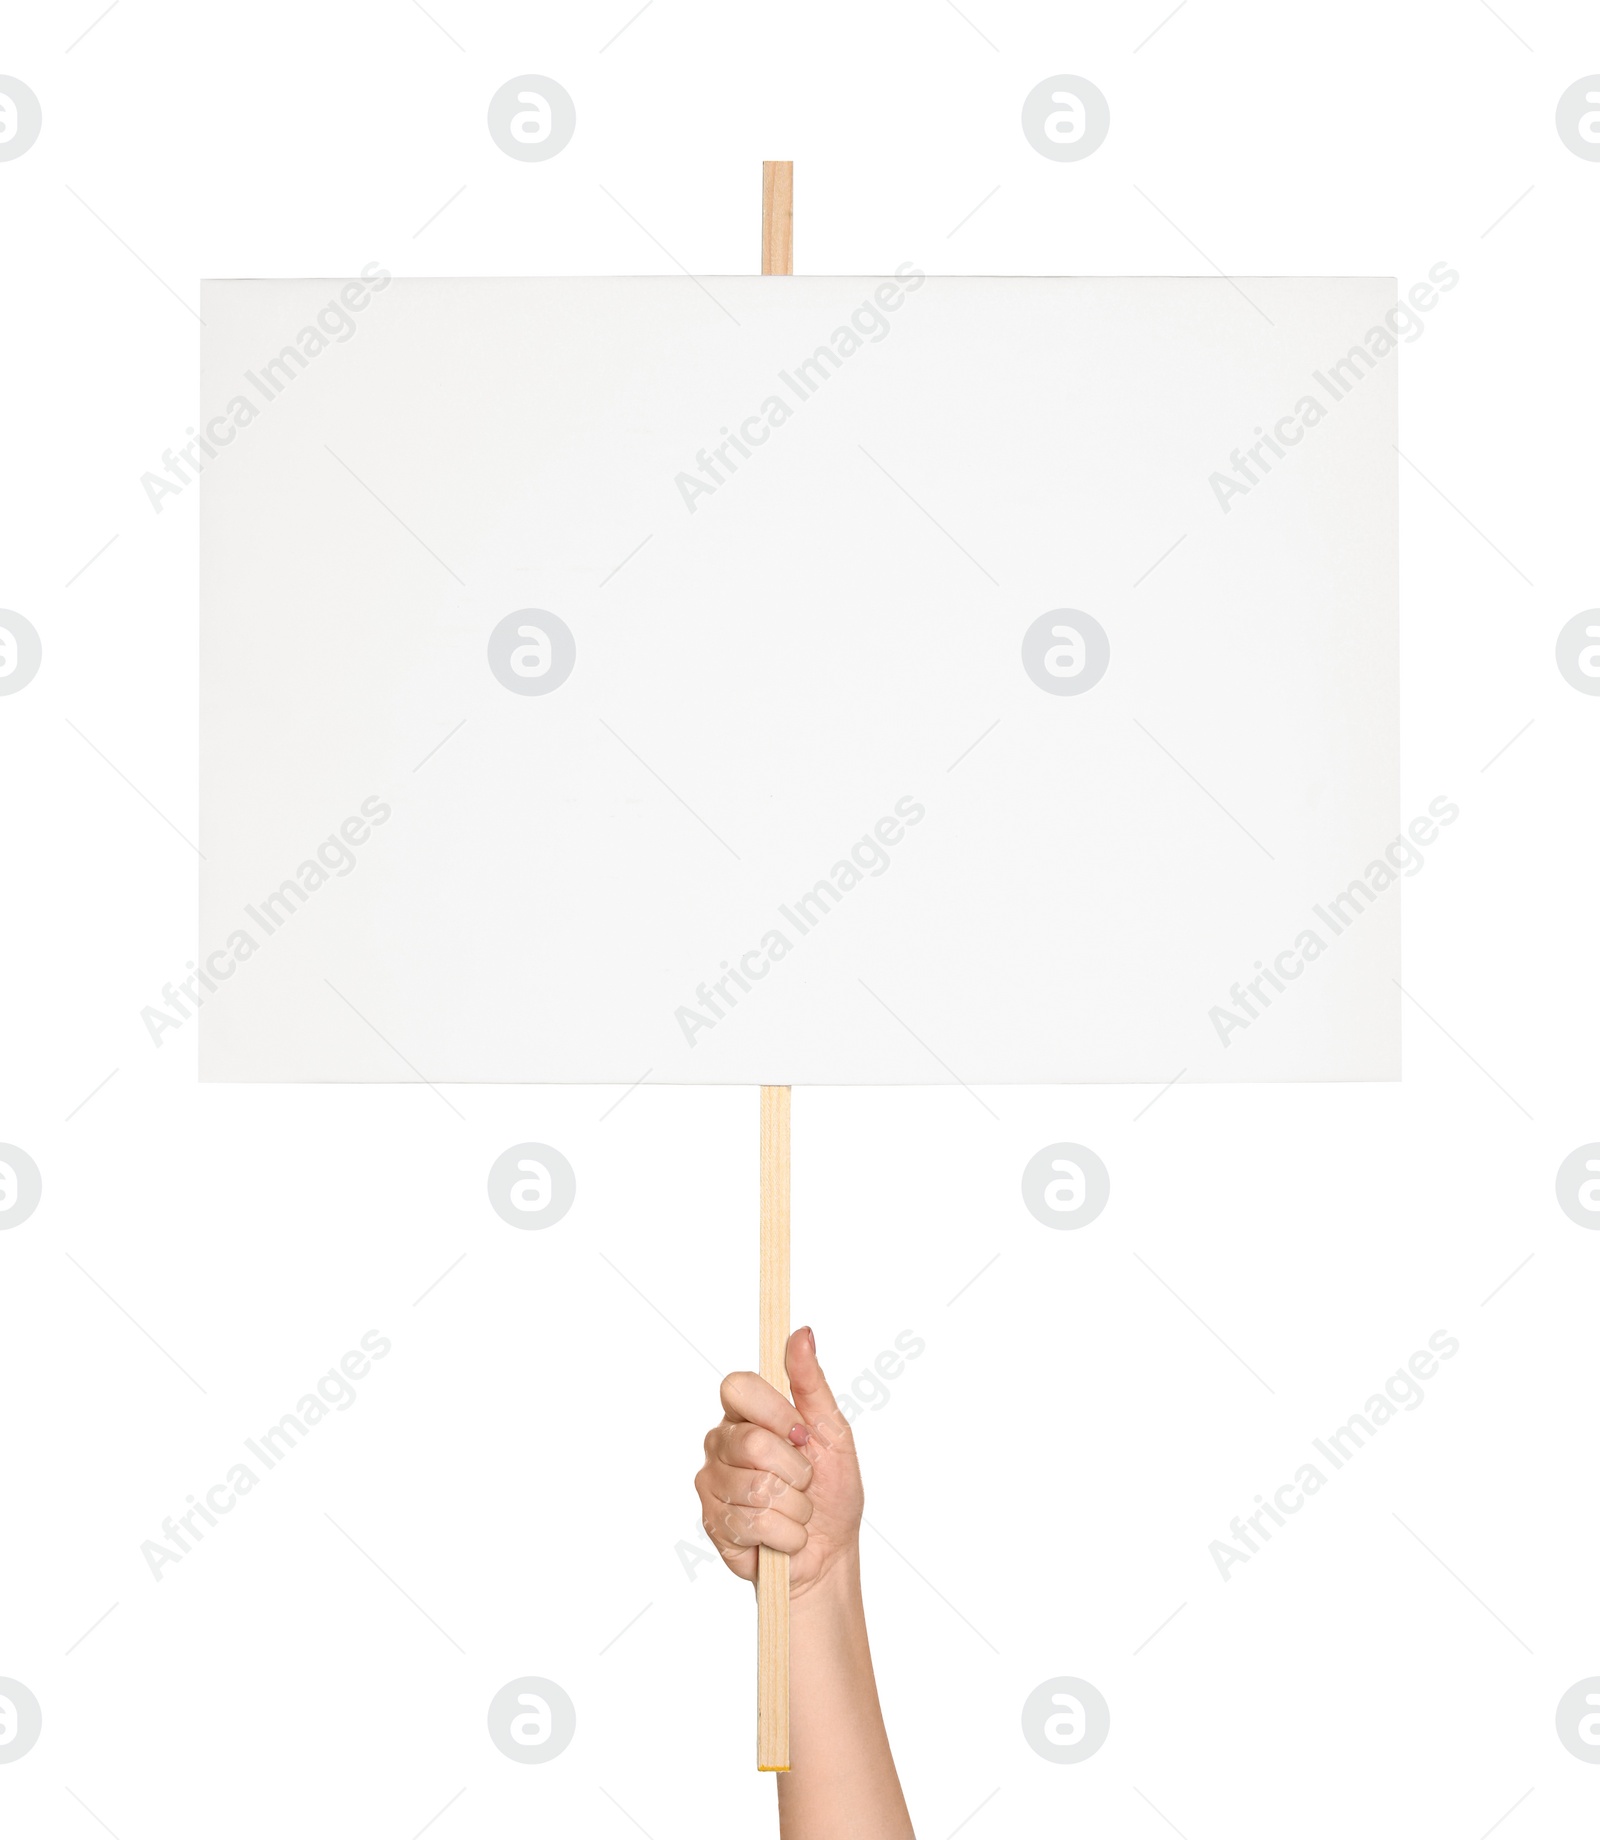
[790,1543,863,1615]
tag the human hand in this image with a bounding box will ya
[695,1326,863,1600]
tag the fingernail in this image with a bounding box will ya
[800,1325,815,1355]
[789,1423,810,1446]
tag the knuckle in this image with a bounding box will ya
[747,1470,782,1508]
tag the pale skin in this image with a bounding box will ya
[695,1326,914,1839]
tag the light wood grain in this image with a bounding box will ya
[757,1082,792,1771]
[756,158,795,1777]
[762,160,793,277]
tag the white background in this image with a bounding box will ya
[1,4,1597,1837]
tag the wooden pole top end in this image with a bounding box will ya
[762,161,793,276]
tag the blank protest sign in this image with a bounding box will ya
[198,274,1398,1085]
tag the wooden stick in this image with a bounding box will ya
[757,1083,791,1772]
[756,158,795,1780]
[762,159,793,278]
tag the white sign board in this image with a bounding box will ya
[198,273,1400,1085]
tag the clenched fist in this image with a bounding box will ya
[694,1325,863,1600]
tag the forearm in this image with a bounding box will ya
[777,1555,913,1840]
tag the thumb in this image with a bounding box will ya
[786,1326,851,1446]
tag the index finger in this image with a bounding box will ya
[718,1370,811,1448]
